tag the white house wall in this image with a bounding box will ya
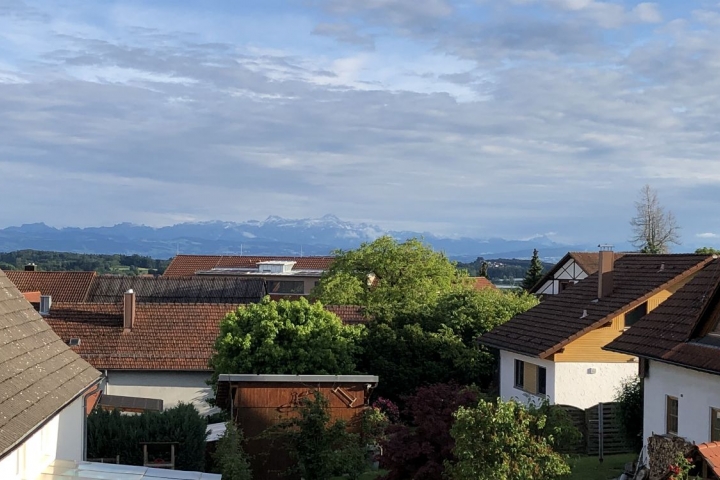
[554,361,638,409]
[105,371,216,415]
[643,360,720,445]
[0,396,85,480]
[499,350,556,406]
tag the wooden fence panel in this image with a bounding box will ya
[557,402,634,456]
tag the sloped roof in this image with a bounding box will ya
[164,255,335,277]
[85,275,265,303]
[530,252,625,293]
[479,254,713,359]
[698,441,720,477]
[604,259,720,374]
[0,271,101,458]
[44,302,241,371]
[4,271,96,302]
[470,277,497,290]
[324,305,370,324]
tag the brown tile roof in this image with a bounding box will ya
[85,275,266,303]
[604,259,720,374]
[0,271,101,457]
[4,271,96,302]
[44,302,240,371]
[325,305,370,324]
[470,277,497,290]
[530,252,625,293]
[22,291,41,303]
[479,254,713,359]
[698,442,720,477]
[163,255,335,276]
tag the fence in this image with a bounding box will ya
[558,402,633,456]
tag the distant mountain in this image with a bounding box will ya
[0,215,594,260]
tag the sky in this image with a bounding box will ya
[1,0,720,248]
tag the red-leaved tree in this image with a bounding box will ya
[379,383,479,480]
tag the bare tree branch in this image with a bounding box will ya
[629,184,681,253]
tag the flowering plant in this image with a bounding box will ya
[372,397,400,424]
[667,453,694,480]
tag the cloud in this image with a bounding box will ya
[0,1,719,244]
[632,3,662,23]
[697,233,720,239]
[312,22,375,48]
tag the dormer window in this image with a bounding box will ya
[624,301,648,328]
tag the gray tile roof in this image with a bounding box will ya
[0,270,101,458]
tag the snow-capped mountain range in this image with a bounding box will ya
[0,215,594,261]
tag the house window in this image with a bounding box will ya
[514,360,524,389]
[711,408,720,442]
[538,366,547,395]
[558,280,574,292]
[624,302,648,328]
[514,359,546,396]
[267,281,305,295]
[666,396,679,435]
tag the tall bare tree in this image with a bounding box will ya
[629,185,680,253]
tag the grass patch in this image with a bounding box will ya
[564,453,637,480]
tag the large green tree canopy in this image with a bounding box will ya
[209,297,363,384]
[312,236,468,317]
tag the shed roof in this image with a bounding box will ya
[479,254,712,359]
[0,270,101,458]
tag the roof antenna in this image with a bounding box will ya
[241,244,243,256]
[300,245,304,257]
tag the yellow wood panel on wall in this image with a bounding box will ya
[524,363,538,394]
[555,287,678,362]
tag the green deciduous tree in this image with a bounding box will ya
[522,249,545,291]
[447,398,571,480]
[696,247,720,255]
[630,184,681,254]
[212,423,252,480]
[359,289,538,401]
[312,236,467,317]
[209,297,363,385]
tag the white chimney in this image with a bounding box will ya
[123,289,136,331]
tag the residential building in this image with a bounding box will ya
[479,251,712,409]
[470,276,497,290]
[0,270,102,480]
[531,251,624,295]
[163,254,335,297]
[43,296,249,416]
[604,259,720,447]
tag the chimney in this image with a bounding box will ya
[123,289,136,331]
[597,245,615,299]
[25,263,37,272]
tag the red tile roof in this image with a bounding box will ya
[479,254,713,359]
[22,291,41,303]
[605,259,720,374]
[470,277,496,290]
[163,255,335,277]
[4,271,96,302]
[325,305,370,324]
[698,442,720,477]
[44,302,240,371]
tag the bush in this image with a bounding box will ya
[379,383,480,480]
[87,403,207,471]
[615,376,644,451]
[212,422,252,480]
[266,390,367,480]
[527,399,583,453]
[447,398,571,480]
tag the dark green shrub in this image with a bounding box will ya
[87,403,208,471]
[615,376,644,451]
[212,422,252,480]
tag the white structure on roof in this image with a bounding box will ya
[30,459,221,480]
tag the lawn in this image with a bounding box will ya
[564,453,637,480]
